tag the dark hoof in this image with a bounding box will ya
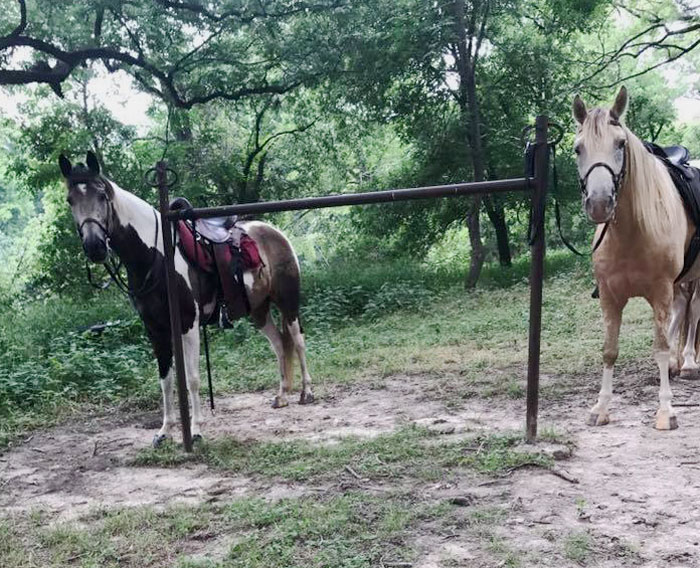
[299,391,315,405]
[152,434,170,448]
[680,368,700,380]
[670,416,679,430]
[272,396,289,409]
[587,413,609,427]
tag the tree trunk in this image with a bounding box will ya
[485,196,512,266]
[465,196,485,288]
[453,0,488,288]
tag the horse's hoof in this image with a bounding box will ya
[680,368,700,380]
[587,413,609,427]
[655,413,678,430]
[152,434,170,448]
[299,391,315,405]
[192,434,203,445]
[272,396,289,409]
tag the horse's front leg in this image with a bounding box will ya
[153,367,176,447]
[183,326,204,440]
[152,332,176,447]
[589,290,626,426]
[649,284,678,430]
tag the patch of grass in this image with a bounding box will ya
[538,426,568,444]
[563,532,592,564]
[487,536,521,568]
[0,248,658,452]
[0,493,439,568]
[134,427,553,484]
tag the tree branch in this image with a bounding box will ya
[6,0,27,39]
[0,0,332,107]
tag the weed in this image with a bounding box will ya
[563,532,592,564]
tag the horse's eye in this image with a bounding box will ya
[97,192,106,202]
[67,196,74,206]
[574,145,581,155]
[618,139,626,150]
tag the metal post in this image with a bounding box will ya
[526,115,549,441]
[156,161,193,452]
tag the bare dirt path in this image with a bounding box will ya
[3,366,700,566]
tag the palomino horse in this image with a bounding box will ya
[60,152,314,446]
[573,86,700,430]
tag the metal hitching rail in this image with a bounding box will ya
[155,115,551,452]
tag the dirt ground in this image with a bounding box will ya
[3,365,700,567]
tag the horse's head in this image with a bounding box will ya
[59,151,114,263]
[572,87,629,224]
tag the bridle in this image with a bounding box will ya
[578,154,626,201]
[76,197,114,243]
[576,129,628,253]
[74,179,161,298]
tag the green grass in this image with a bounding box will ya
[0,249,657,567]
[563,532,592,564]
[133,426,553,483]
[0,248,659,451]
[0,493,444,568]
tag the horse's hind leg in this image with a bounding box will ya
[285,317,314,405]
[680,283,700,379]
[589,289,626,426]
[255,308,293,409]
[669,284,691,376]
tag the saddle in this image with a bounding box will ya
[170,198,263,323]
[644,143,700,282]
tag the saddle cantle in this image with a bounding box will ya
[661,145,690,167]
[170,197,264,322]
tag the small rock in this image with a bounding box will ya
[450,495,476,507]
[552,447,572,460]
[430,424,456,435]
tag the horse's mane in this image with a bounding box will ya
[582,108,681,242]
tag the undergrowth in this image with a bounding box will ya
[0,248,648,451]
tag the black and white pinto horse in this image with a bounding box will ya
[60,152,314,446]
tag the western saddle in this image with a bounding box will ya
[170,197,263,323]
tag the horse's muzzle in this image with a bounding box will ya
[585,195,614,224]
[83,236,108,263]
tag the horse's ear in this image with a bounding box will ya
[610,86,628,120]
[86,151,100,175]
[573,95,587,125]
[58,154,72,178]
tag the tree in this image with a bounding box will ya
[322,0,610,284]
[570,0,700,92]
[0,0,346,104]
